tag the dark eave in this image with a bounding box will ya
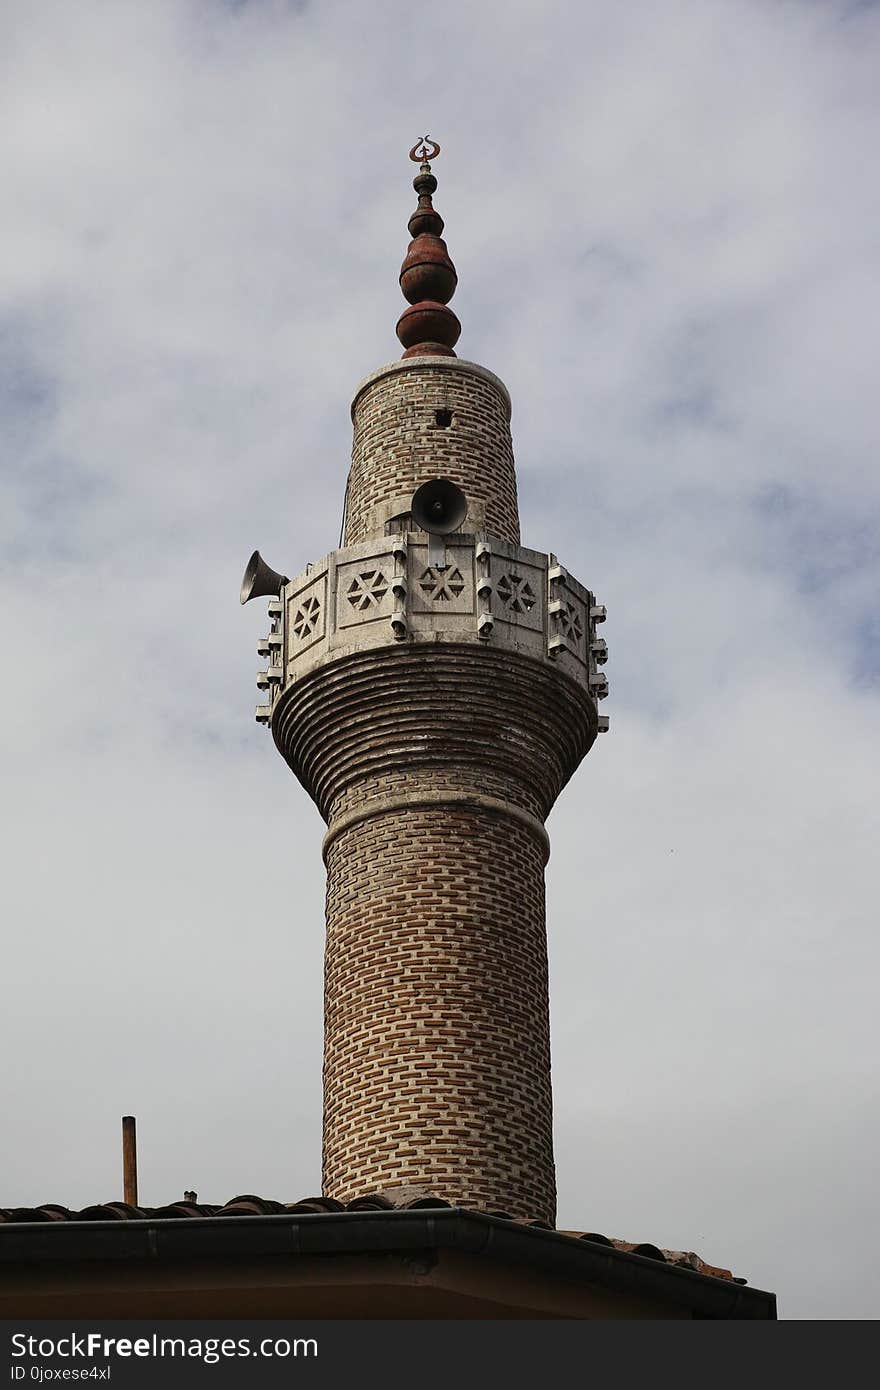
[0,1207,776,1319]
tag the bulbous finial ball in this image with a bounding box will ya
[396,301,461,357]
[397,137,459,358]
[399,235,457,306]
[410,169,442,234]
[407,204,444,238]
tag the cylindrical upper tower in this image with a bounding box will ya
[244,140,609,1225]
[345,358,519,546]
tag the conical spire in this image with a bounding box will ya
[396,138,461,358]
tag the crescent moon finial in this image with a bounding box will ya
[409,136,441,165]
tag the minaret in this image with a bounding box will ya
[242,140,609,1225]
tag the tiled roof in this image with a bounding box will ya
[0,1193,743,1285]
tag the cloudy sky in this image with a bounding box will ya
[2,0,878,1320]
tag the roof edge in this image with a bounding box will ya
[0,1207,775,1320]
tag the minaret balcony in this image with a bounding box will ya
[264,533,609,713]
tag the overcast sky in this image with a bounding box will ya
[1,0,878,1320]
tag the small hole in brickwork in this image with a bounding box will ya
[435,409,453,428]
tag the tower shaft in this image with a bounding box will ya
[324,788,554,1218]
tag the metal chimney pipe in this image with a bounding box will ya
[122,1115,138,1206]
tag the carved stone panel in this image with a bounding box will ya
[550,594,588,665]
[336,554,395,629]
[409,543,475,615]
[490,556,545,633]
[286,572,327,660]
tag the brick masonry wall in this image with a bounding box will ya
[345,359,520,546]
[322,803,556,1223]
[272,644,595,1223]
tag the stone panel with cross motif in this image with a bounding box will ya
[336,554,395,628]
[286,571,327,660]
[489,555,545,634]
[550,594,588,665]
[408,543,475,615]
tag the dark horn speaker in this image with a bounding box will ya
[411,478,468,536]
[240,550,290,605]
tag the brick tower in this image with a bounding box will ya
[243,140,609,1226]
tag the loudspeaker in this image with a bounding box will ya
[411,478,468,536]
[240,550,290,605]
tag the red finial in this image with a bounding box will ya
[396,138,461,358]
